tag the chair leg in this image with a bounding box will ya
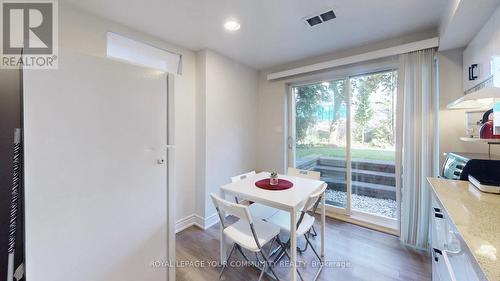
[310,225,318,237]
[268,237,276,254]
[269,237,284,257]
[276,237,304,281]
[305,234,322,261]
[255,252,263,264]
[297,231,310,253]
[304,234,325,281]
[257,262,268,281]
[260,250,281,281]
[261,236,278,263]
[235,244,251,262]
[219,244,236,280]
[272,238,289,264]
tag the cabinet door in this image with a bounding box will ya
[463,7,500,91]
[431,195,447,250]
[444,249,481,281]
[431,194,448,281]
[432,252,442,281]
[463,44,494,91]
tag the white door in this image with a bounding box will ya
[23,50,169,281]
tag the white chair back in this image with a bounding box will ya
[303,183,328,213]
[231,171,256,183]
[287,167,320,180]
[210,193,253,224]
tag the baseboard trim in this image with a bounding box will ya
[175,215,198,233]
[176,213,220,233]
[195,213,220,229]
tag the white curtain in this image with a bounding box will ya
[396,48,439,249]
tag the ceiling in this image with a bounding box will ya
[63,0,450,70]
[439,0,500,50]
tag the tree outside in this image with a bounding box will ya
[294,80,346,147]
[294,83,331,145]
[351,77,375,145]
[294,70,397,162]
[351,71,397,149]
[294,71,398,218]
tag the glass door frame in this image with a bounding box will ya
[286,63,400,234]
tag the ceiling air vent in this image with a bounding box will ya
[306,16,322,27]
[304,9,336,27]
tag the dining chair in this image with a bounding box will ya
[230,171,257,204]
[287,167,321,180]
[266,183,328,281]
[230,170,257,184]
[211,193,286,281]
[287,167,321,238]
[231,171,279,220]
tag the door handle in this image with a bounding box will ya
[445,231,462,255]
[433,248,442,255]
[157,159,166,165]
[442,250,458,281]
[287,136,294,149]
[432,250,439,262]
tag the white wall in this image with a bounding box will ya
[195,51,207,220]
[436,48,499,165]
[58,2,196,224]
[256,72,288,173]
[196,50,258,222]
[438,48,464,166]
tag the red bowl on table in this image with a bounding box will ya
[255,178,293,190]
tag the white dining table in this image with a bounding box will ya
[219,172,326,281]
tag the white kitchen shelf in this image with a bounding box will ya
[460,137,500,158]
[459,137,500,144]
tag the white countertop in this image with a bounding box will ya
[428,177,500,281]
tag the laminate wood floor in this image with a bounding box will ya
[175,216,431,281]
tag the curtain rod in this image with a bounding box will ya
[267,37,439,81]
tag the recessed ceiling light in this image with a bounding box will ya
[224,20,241,31]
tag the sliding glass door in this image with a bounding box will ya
[349,71,397,220]
[292,80,348,208]
[289,69,398,229]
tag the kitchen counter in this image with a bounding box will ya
[428,177,500,281]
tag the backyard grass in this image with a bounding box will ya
[296,146,395,161]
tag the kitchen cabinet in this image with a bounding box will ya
[428,178,496,281]
[463,6,500,92]
[430,193,486,281]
